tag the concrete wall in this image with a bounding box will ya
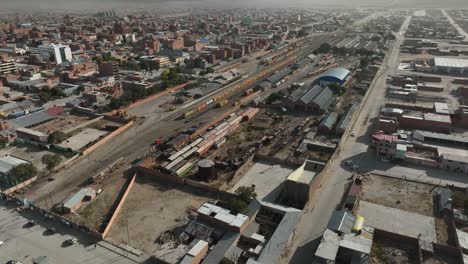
[81,120,133,156]
[101,173,136,239]
[63,116,104,135]
[124,82,189,111]
[406,155,439,167]
[3,176,38,195]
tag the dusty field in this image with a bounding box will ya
[106,175,213,253]
[32,114,92,134]
[67,171,128,231]
[361,175,435,216]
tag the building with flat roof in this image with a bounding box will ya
[38,44,72,65]
[433,57,468,75]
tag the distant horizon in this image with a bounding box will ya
[1,0,468,12]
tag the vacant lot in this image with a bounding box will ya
[67,171,129,232]
[32,113,92,134]
[106,175,214,253]
[361,174,435,216]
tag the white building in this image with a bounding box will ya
[38,44,72,65]
[433,57,468,75]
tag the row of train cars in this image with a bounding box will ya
[159,107,260,176]
[182,52,299,119]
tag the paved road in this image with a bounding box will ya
[0,202,135,264]
[286,15,413,263]
[442,9,468,41]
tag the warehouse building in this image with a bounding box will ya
[285,85,337,114]
[433,57,468,75]
[318,67,351,86]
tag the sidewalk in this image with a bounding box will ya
[98,240,149,263]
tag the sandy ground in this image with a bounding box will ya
[106,175,213,253]
[67,171,128,232]
[361,174,435,216]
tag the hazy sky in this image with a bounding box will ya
[1,0,468,11]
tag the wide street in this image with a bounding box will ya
[286,15,414,263]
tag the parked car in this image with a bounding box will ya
[0,240,4,246]
[66,237,78,245]
[47,227,57,234]
[345,160,353,166]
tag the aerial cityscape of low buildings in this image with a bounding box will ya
[1,2,468,264]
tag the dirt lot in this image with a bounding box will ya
[32,113,92,134]
[361,175,435,216]
[106,175,214,253]
[67,170,128,232]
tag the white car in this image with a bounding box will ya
[0,240,4,246]
[351,132,356,137]
[66,237,78,245]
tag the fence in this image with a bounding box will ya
[63,116,104,135]
[81,120,134,156]
[101,173,137,239]
[3,176,38,195]
[124,82,190,111]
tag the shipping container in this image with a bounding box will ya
[217,99,229,108]
[189,138,203,148]
[184,108,198,118]
[182,147,198,159]
[197,103,207,111]
[176,162,194,176]
[168,145,192,162]
[165,156,184,170]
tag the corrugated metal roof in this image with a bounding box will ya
[312,87,336,111]
[413,130,468,144]
[0,155,29,174]
[299,85,322,104]
[11,111,55,128]
[319,111,338,130]
[319,67,350,82]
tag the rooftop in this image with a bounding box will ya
[0,155,30,175]
[434,57,468,68]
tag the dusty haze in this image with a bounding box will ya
[1,0,468,11]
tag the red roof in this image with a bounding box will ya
[44,106,65,117]
[372,132,397,142]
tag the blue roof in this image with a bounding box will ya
[319,67,350,82]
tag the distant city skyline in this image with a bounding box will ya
[1,0,468,11]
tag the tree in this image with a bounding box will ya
[266,92,283,104]
[226,198,248,214]
[329,83,346,95]
[42,154,62,170]
[9,163,37,184]
[360,57,369,68]
[235,185,257,203]
[47,131,67,144]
